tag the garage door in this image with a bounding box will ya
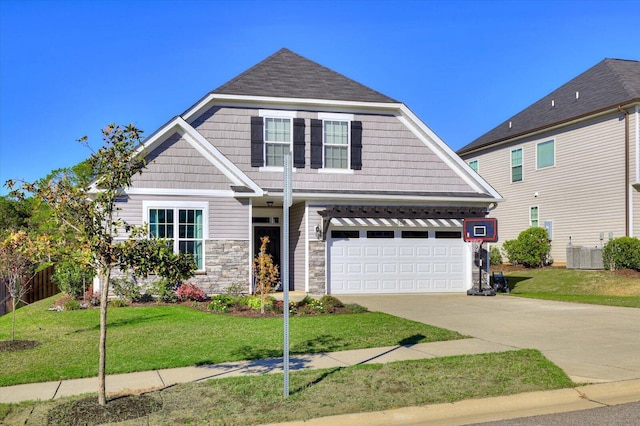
[328,229,468,294]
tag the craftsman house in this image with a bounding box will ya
[116,48,501,294]
[458,58,640,264]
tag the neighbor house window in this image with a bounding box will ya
[537,140,555,169]
[511,148,523,182]
[264,117,292,167]
[468,160,478,173]
[146,202,208,270]
[530,206,539,228]
[324,120,349,169]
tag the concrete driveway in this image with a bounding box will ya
[338,294,640,383]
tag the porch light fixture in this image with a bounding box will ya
[266,201,274,207]
[315,225,322,240]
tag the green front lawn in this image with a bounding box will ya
[0,296,465,387]
[2,349,574,426]
[501,266,640,307]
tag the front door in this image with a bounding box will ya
[253,226,282,288]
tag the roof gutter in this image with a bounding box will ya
[618,105,630,237]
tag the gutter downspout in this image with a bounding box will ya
[618,106,630,237]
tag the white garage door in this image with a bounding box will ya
[328,229,468,294]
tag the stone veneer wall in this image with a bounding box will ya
[308,240,326,294]
[197,240,250,294]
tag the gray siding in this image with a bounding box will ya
[290,202,306,291]
[116,195,249,240]
[192,106,474,194]
[132,133,236,190]
[463,113,628,263]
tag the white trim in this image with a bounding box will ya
[304,202,310,293]
[318,112,354,121]
[318,168,354,175]
[248,199,254,294]
[126,188,237,197]
[330,218,463,227]
[134,116,263,196]
[259,109,298,118]
[635,105,639,183]
[397,105,503,200]
[273,190,500,204]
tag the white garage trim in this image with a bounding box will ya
[331,218,463,227]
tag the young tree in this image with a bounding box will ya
[6,123,194,406]
[252,236,280,314]
[0,231,51,340]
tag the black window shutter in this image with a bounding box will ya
[293,118,305,168]
[351,121,363,170]
[310,119,323,169]
[250,116,264,167]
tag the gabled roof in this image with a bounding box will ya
[211,48,397,103]
[458,58,640,155]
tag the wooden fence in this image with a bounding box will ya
[0,265,58,316]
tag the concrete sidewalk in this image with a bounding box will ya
[0,337,510,404]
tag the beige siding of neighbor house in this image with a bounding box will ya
[192,106,475,194]
[631,109,640,240]
[131,132,236,190]
[464,113,628,264]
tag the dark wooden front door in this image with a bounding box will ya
[253,226,281,277]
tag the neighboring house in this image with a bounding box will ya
[116,48,501,295]
[458,58,640,264]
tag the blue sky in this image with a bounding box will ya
[1,0,638,194]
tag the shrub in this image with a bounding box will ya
[502,227,551,268]
[110,276,141,302]
[240,295,269,310]
[52,260,94,299]
[294,296,325,315]
[176,282,207,302]
[320,295,344,309]
[224,282,246,297]
[108,299,128,308]
[84,290,100,307]
[64,299,81,311]
[150,279,178,303]
[603,237,640,271]
[489,246,503,266]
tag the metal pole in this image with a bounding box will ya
[283,153,292,397]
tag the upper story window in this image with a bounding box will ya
[468,160,479,173]
[312,113,362,172]
[536,140,555,169]
[251,110,302,169]
[144,201,208,271]
[264,117,292,167]
[324,120,349,169]
[511,148,523,182]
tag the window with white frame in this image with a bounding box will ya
[530,206,539,228]
[468,159,478,173]
[536,140,555,169]
[511,148,523,182]
[324,120,349,169]
[145,202,207,270]
[264,117,292,167]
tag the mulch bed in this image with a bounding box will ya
[0,339,40,353]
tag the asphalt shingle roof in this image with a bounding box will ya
[458,58,640,155]
[212,48,397,103]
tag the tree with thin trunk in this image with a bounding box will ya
[0,231,50,340]
[5,124,193,406]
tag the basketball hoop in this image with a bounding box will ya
[469,238,483,253]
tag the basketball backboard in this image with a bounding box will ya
[463,218,498,242]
